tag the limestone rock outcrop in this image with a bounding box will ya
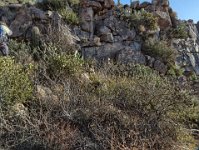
[172,38,199,75]
[172,21,199,75]
[78,0,145,64]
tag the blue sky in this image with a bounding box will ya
[114,0,199,23]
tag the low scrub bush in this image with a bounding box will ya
[8,39,32,63]
[167,65,184,77]
[46,25,78,53]
[0,0,35,6]
[59,8,79,25]
[128,10,158,31]
[68,0,80,6]
[168,23,188,39]
[37,0,67,10]
[69,64,197,149]
[40,0,80,9]
[48,54,84,79]
[0,57,33,107]
[0,63,197,149]
[143,41,176,64]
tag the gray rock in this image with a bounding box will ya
[118,28,136,41]
[96,25,111,36]
[154,10,172,29]
[81,36,101,47]
[82,43,124,60]
[172,38,199,75]
[100,33,114,43]
[80,7,94,33]
[10,8,32,37]
[188,23,199,40]
[87,1,102,11]
[154,59,168,74]
[130,42,142,51]
[29,7,47,20]
[74,27,90,40]
[82,47,99,59]
[103,17,137,41]
[113,36,122,42]
[103,16,118,31]
[51,11,62,31]
[117,47,146,64]
[96,43,124,59]
[146,55,155,67]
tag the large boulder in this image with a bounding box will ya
[80,7,94,33]
[153,59,168,74]
[82,43,124,60]
[9,6,49,38]
[100,33,114,43]
[154,10,172,29]
[10,8,32,37]
[104,16,136,40]
[117,47,146,64]
[96,25,111,36]
[187,21,199,40]
[87,1,102,12]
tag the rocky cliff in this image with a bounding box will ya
[77,0,199,76]
[1,0,199,76]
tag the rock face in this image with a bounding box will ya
[172,21,199,75]
[0,4,78,49]
[154,10,172,29]
[172,38,199,75]
[151,0,172,29]
[78,0,146,64]
[77,0,199,76]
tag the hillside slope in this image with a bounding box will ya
[0,0,199,150]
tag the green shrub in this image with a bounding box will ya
[8,39,32,63]
[0,63,197,149]
[0,57,33,107]
[128,9,158,31]
[68,64,197,149]
[68,0,80,5]
[143,41,176,64]
[38,0,67,10]
[167,65,184,77]
[48,54,84,78]
[59,8,79,25]
[168,23,188,39]
[45,25,78,54]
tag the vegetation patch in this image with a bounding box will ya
[143,41,176,64]
[168,23,188,39]
[127,10,158,31]
[0,57,33,107]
